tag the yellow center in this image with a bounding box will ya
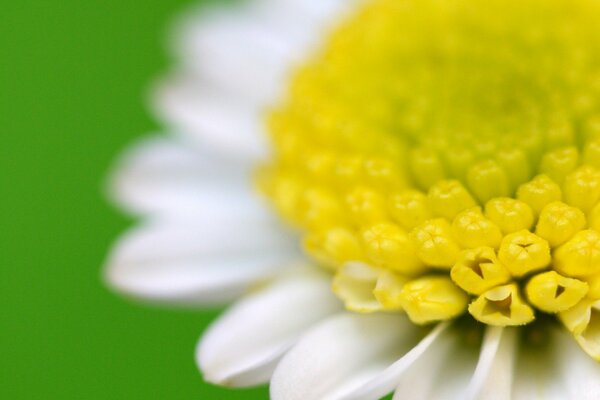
[258,0,600,360]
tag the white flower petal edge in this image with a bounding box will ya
[269,313,422,400]
[197,268,342,387]
[105,212,302,305]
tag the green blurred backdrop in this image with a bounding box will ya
[2,0,267,398]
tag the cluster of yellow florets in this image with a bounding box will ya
[259,0,600,358]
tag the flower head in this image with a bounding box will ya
[107,0,600,398]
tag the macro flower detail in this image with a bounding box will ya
[106,0,600,398]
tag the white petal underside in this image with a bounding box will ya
[197,269,342,387]
[270,313,422,400]
[104,214,301,305]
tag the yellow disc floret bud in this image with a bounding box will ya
[554,230,600,277]
[517,175,562,216]
[388,190,432,230]
[498,230,551,277]
[484,197,534,235]
[451,207,503,249]
[399,276,468,324]
[535,201,586,247]
[467,160,511,203]
[563,166,600,215]
[362,223,425,275]
[427,180,477,220]
[410,219,461,269]
[304,227,365,269]
[345,187,388,226]
[539,146,579,185]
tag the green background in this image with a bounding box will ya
[2,0,267,398]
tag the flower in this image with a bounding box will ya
[105,0,600,398]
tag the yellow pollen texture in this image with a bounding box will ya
[259,0,600,359]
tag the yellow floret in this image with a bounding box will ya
[362,222,425,275]
[345,187,388,226]
[525,271,588,313]
[399,276,468,324]
[467,160,511,203]
[451,247,511,295]
[388,190,432,230]
[497,230,551,277]
[535,201,586,247]
[484,198,534,235]
[427,180,477,220]
[554,230,600,277]
[304,227,365,269]
[563,166,600,215]
[451,207,503,249]
[410,219,461,269]
[539,147,579,185]
[516,175,562,216]
[469,284,535,326]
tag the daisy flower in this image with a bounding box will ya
[106,0,600,398]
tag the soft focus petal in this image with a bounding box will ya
[169,0,357,105]
[104,215,301,305]
[197,268,342,387]
[109,136,266,218]
[154,78,268,162]
[270,313,422,400]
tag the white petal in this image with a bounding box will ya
[342,322,451,400]
[197,269,341,387]
[105,216,301,305]
[109,136,265,218]
[270,313,421,400]
[154,77,268,162]
[465,327,517,400]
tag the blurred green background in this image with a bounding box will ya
[2,0,267,398]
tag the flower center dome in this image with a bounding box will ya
[260,0,600,359]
